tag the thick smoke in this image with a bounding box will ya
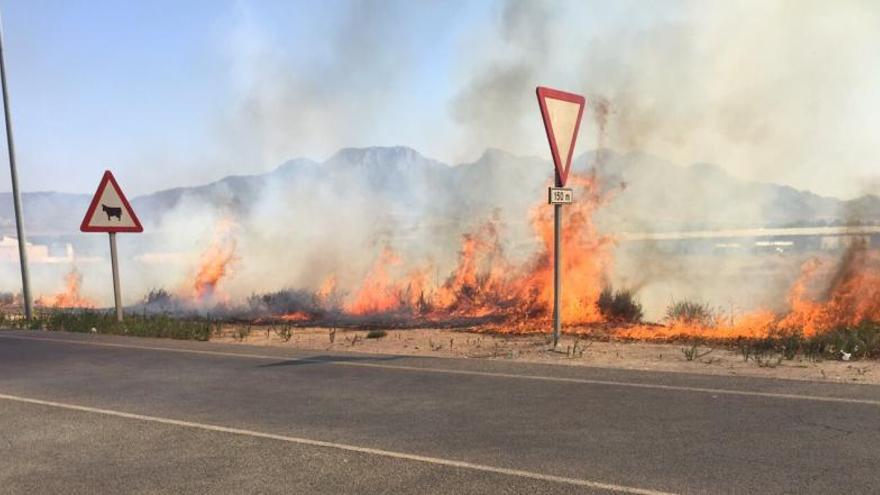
[450,0,880,318]
[216,0,424,172]
[4,0,877,325]
[452,0,880,200]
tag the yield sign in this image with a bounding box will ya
[80,170,143,232]
[536,86,586,187]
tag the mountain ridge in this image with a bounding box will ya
[0,146,876,236]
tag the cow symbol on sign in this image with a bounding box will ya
[102,204,122,221]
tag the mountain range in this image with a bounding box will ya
[1,147,877,239]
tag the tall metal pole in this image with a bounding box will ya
[109,233,123,322]
[552,167,563,348]
[0,13,32,320]
[552,203,561,348]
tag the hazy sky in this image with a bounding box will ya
[0,0,876,198]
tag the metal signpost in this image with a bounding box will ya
[80,171,143,322]
[0,13,33,320]
[536,86,586,348]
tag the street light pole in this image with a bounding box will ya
[0,12,33,320]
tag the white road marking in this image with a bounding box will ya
[0,392,676,495]
[2,332,878,407]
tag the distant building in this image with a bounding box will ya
[0,236,74,263]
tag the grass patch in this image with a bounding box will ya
[734,321,880,363]
[366,329,387,339]
[3,309,214,341]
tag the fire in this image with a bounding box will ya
[777,241,880,336]
[345,246,406,315]
[169,167,879,342]
[279,311,311,322]
[433,217,514,317]
[190,219,239,302]
[36,267,95,309]
[616,241,880,340]
[515,173,613,323]
[339,172,614,323]
[616,310,778,340]
[316,275,337,302]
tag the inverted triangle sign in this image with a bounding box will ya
[80,170,143,233]
[536,86,586,187]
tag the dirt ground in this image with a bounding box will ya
[214,326,879,385]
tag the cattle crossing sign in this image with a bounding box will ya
[80,170,142,322]
[81,170,142,233]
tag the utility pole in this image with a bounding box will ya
[0,12,33,320]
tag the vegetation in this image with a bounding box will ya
[597,287,643,323]
[733,321,880,363]
[246,289,322,318]
[0,307,876,365]
[665,300,715,326]
[276,324,293,342]
[681,343,713,361]
[234,324,251,342]
[0,309,214,341]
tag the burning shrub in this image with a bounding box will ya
[597,288,643,323]
[246,289,323,320]
[665,300,715,327]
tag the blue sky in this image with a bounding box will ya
[0,1,876,198]
[0,0,491,195]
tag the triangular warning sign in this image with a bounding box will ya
[536,86,586,187]
[80,170,143,233]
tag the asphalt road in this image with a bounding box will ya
[1,330,879,494]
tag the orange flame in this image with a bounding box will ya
[345,246,406,315]
[515,173,613,323]
[341,172,614,323]
[316,275,337,302]
[336,176,879,341]
[616,241,880,340]
[191,219,239,302]
[777,241,880,336]
[279,311,311,322]
[36,268,95,309]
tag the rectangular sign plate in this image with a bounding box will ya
[548,187,573,205]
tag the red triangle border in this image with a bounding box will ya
[536,86,586,187]
[80,170,144,233]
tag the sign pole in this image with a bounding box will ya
[553,199,561,348]
[0,13,32,320]
[108,232,123,322]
